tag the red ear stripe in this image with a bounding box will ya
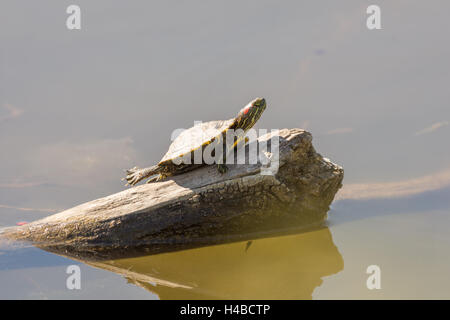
[243,107,250,115]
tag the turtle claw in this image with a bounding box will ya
[146,174,167,183]
[122,178,131,187]
[146,176,158,184]
[123,166,145,186]
[126,166,138,175]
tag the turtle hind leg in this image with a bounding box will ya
[123,165,160,186]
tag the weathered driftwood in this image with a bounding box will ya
[1,129,343,260]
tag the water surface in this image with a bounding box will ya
[1,1,449,299]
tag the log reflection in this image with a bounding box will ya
[86,226,343,299]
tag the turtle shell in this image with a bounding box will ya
[159,118,235,164]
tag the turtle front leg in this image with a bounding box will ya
[217,163,228,174]
[217,145,229,174]
[216,136,247,174]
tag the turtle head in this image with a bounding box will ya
[235,98,266,131]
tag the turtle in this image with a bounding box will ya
[124,97,266,186]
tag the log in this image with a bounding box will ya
[1,128,343,260]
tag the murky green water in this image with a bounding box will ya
[1,1,450,299]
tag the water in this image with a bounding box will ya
[1,1,450,299]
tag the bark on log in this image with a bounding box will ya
[1,129,343,260]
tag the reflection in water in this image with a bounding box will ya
[414,121,449,136]
[86,227,343,299]
[336,168,450,201]
[1,0,449,299]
